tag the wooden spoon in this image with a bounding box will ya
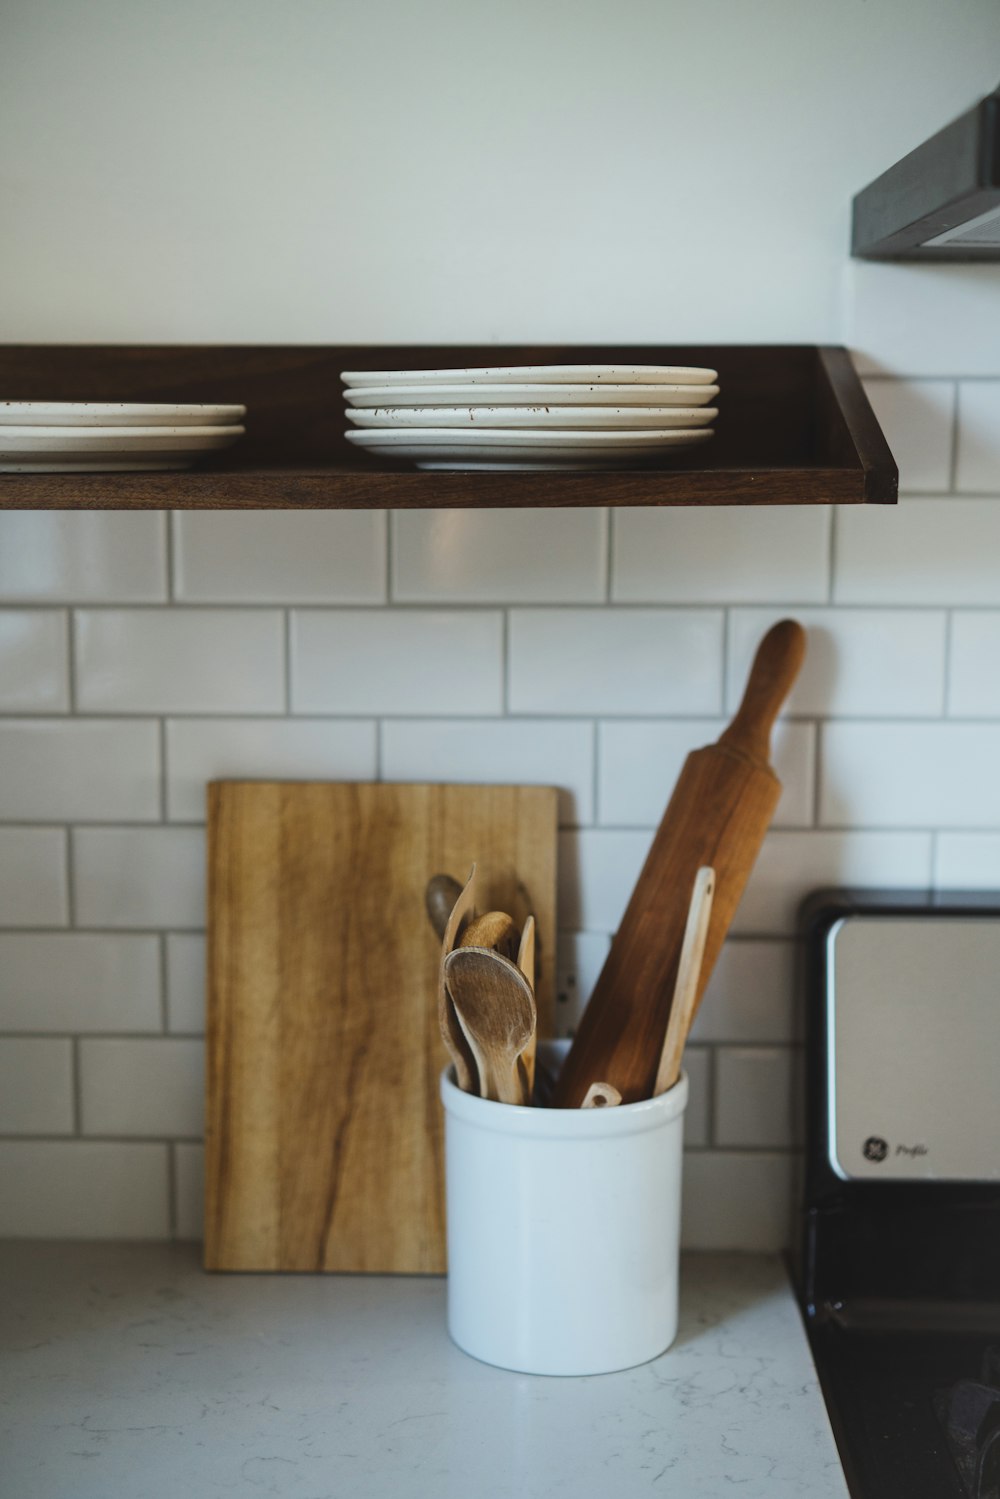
[460,910,520,961]
[653,866,715,1097]
[425,873,463,941]
[582,1082,622,1109]
[443,946,536,1106]
[437,865,479,1093]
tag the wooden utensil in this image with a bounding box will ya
[444,947,536,1106]
[516,914,537,1093]
[459,909,520,960]
[582,1082,622,1109]
[425,873,463,941]
[552,619,806,1107]
[205,780,557,1273]
[439,865,479,1095]
[654,867,715,1096]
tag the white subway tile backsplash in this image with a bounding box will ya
[689,940,797,1045]
[860,379,954,492]
[174,1142,204,1239]
[509,609,723,715]
[611,506,830,603]
[733,830,933,934]
[73,828,205,929]
[834,499,1000,607]
[0,1039,73,1133]
[75,609,285,714]
[949,613,1000,717]
[598,719,814,828]
[80,1038,204,1137]
[554,930,611,1035]
[0,513,167,603]
[680,1151,792,1251]
[846,262,1000,378]
[727,608,946,717]
[172,511,387,603]
[956,381,1000,492]
[393,509,608,603]
[166,934,205,1034]
[0,720,160,822]
[0,828,68,927]
[291,609,503,714]
[680,1045,710,1148]
[715,1047,797,1148]
[822,722,1000,828]
[165,718,376,821]
[557,828,653,932]
[0,1142,169,1237]
[0,610,68,711]
[381,718,592,826]
[935,833,1000,888]
[0,934,161,1033]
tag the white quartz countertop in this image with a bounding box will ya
[0,1243,848,1499]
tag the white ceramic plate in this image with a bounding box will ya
[345,383,719,409]
[347,405,718,430]
[0,424,244,471]
[346,427,713,469]
[0,402,246,426]
[341,364,717,386]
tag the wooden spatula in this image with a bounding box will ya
[552,618,806,1107]
[438,864,479,1093]
[654,866,715,1096]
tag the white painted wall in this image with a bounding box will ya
[2,3,1000,1249]
[1,0,999,343]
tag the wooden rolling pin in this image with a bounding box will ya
[552,619,806,1107]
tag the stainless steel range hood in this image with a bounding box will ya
[852,84,1000,259]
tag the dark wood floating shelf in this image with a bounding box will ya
[0,344,897,509]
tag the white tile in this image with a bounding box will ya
[835,498,1000,607]
[0,512,167,602]
[0,828,68,927]
[949,613,1000,717]
[0,610,68,711]
[935,833,1000,888]
[715,1047,798,1148]
[956,381,1000,492]
[174,1142,204,1240]
[598,719,814,829]
[166,934,205,1034]
[172,511,387,603]
[0,934,161,1032]
[165,718,376,821]
[727,608,946,717]
[822,722,1000,828]
[80,1038,204,1138]
[73,828,205,929]
[291,609,503,715]
[733,830,933,935]
[381,718,593,826]
[557,828,652,932]
[860,379,954,492]
[0,1141,169,1237]
[680,1046,710,1148]
[75,609,285,713]
[393,509,608,603]
[0,719,160,822]
[0,1039,74,1133]
[509,609,723,715]
[611,506,829,603]
[554,930,610,1036]
[680,1151,792,1251]
[689,940,797,1045]
[845,261,1000,378]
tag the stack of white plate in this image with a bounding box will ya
[0,403,247,472]
[341,364,718,470]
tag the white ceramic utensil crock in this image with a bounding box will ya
[440,1056,688,1376]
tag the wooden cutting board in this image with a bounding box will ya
[204,781,557,1274]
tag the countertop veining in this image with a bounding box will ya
[0,1243,847,1498]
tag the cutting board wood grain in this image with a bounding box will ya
[204,781,557,1274]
